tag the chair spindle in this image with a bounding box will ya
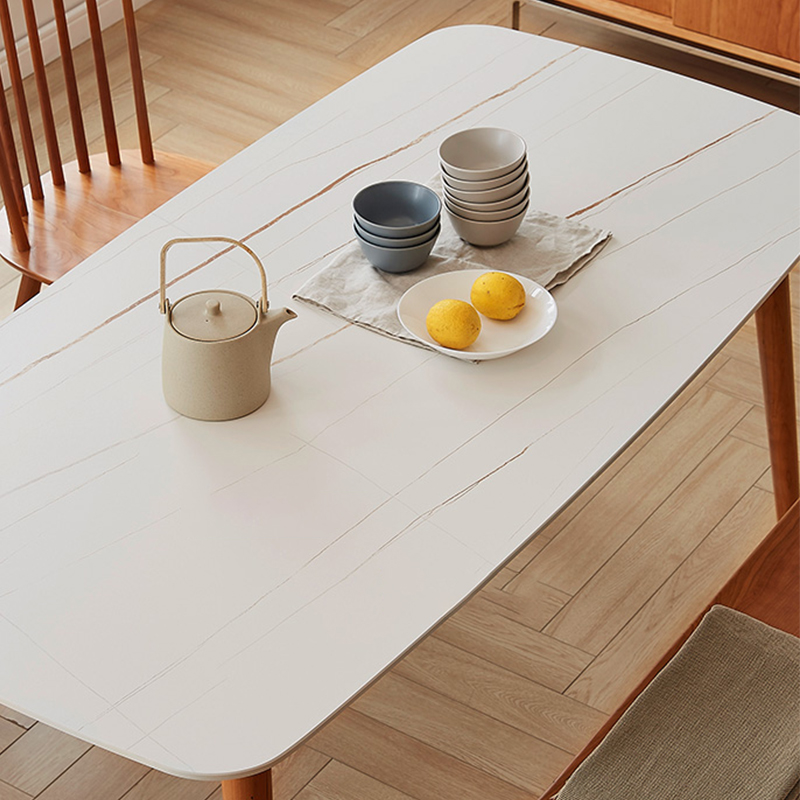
[85,0,120,166]
[0,0,43,200]
[0,0,212,310]
[0,146,29,251]
[22,0,64,186]
[0,71,27,217]
[52,0,90,174]
[122,0,153,164]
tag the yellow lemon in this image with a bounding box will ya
[470,272,526,320]
[426,299,481,350]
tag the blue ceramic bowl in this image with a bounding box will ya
[353,181,441,239]
[354,219,441,248]
[355,224,439,273]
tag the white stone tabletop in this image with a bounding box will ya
[0,24,797,781]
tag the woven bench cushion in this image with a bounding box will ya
[559,606,800,800]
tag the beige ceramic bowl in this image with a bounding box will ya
[444,184,530,213]
[444,192,529,222]
[439,127,527,181]
[446,204,527,246]
[441,157,528,192]
[443,170,528,204]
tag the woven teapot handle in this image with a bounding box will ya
[159,236,269,315]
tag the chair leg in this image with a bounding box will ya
[14,274,41,309]
[512,0,521,30]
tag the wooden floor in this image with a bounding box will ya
[0,1,798,798]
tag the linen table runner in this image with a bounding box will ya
[295,189,611,353]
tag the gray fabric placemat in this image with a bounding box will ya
[559,606,800,800]
[294,183,611,352]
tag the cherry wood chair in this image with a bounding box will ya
[539,498,800,799]
[0,0,213,309]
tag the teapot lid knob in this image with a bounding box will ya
[170,290,257,341]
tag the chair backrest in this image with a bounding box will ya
[0,0,153,254]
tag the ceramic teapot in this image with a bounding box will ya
[159,236,296,421]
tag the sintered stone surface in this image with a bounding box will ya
[0,25,797,781]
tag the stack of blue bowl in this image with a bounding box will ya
[353,181,441,273]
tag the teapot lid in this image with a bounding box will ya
[170,290,257,342]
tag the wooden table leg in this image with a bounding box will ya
[755,275,799,517]
[221,769,273,800]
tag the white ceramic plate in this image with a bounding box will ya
[397,269,557,360]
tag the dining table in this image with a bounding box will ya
[0,23,798,800]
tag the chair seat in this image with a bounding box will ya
[558,606,800,800]
[0,150,213,285]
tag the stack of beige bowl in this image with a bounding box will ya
[439,128,529,246]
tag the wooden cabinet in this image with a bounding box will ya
[613,0,671,16]
[673,0,799,63]
[520,0,800,75]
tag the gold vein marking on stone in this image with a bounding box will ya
[0,51,579,389]
[568,111,776,219]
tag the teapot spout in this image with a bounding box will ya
[265,306,298,332]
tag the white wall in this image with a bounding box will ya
[1,0,154,83]
[10,0,67,33]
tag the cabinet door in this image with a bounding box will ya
[674,0,799,61]
[612,0,673,16]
